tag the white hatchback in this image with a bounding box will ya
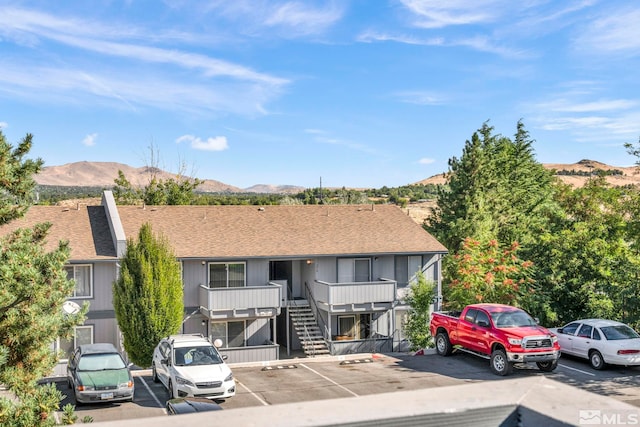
[152,334,235,400]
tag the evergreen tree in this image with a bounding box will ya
[426,121,558,253]
[0,131,86,426]
[113,223,183,367]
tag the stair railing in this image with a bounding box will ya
[303,281,330,355]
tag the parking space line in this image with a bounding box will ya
[136,377,167,412]
[300,363,359,397]
[559,363,596,376]
[236,380,270,406]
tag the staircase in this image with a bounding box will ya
[289,304,330,357]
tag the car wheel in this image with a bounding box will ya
[435,332,453,356]
[490,349,513,376]
[589,350,606,370]
[152,364,159,383]
[168,379,175,399]
[536,360,558,372]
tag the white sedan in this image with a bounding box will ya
[550,319,640,370]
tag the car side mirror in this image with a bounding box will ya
[161,357,169,366]
[534,317,540,324]
[477,320,489,328]
[222,355,228,361]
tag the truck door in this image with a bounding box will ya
[457,308,478,350]
[472,309,492,354]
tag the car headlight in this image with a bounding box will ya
[551,336,558,344]
[508,338,522,346]
[77,384,94,391]
[224,372,234,382]
[120,381,134,389]
[175,375,195,387]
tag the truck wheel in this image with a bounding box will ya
[589,350,606,370]
[536,360,558,372]
[490,349,512,376]
[435,332,452,356]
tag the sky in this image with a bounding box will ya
[1,0,640,190]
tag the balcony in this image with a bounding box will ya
[199,283,283,320]
[312,279,397,313]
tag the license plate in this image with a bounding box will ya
[100,393,114,400]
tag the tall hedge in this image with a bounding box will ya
[113,222,183,367]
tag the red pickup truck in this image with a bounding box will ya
[429,303,560,375]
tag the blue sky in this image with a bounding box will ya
[1,1,639,189]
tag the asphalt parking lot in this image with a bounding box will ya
[55,351,640,423]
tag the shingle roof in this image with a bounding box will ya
[0,203,447,260]
[117,204,447,259]
[0,205,116,260]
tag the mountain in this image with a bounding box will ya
[416,159,640,188]
[34,161,305,194]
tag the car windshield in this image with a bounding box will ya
[600,325,640,340]
[174,346,222,366]
[491,309,537,328]
[78,353,126,371]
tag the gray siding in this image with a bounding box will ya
[87,261,118,312]
[313,280,396,305]
[182,260,207,307]
[247,259,269,286]
[199,284,282,313]
[219,345,279,364]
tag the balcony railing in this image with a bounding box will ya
[312,279,397,309]
[199,283,282,318]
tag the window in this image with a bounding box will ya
[55,325,94,359]
[210,321,246,348]
[338,316,356,337]
[209,263,246,288]
[408,255,422,285]
[395,255,423,288]
[338,258,371,283]
[65,265,93,298]
[475,310,490,327]
[578,324,593,339]
[561,322,580,335]
[464,309,478,323]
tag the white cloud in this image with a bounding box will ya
[357,30,443,46]
[176,135,229,151]
[0,6,288,116]
[574,8,640,54]
[398,0,506,29]
[0,122,7,129]
[82,133,97,146]
[263,2,343,35]
[393,90,445,106]
[419,157,435,165]
[204,0,344,37]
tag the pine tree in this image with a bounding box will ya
[113,222,184,367]
[0,131,86,426]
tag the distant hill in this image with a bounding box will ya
[35,161,305,194]
[416,159,640,188]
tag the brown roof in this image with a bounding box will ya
[0,205,116,260]
[117,204,447,259]
[0,203,447,261]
